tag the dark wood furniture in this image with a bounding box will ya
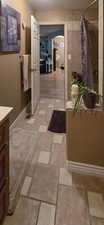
[0,107,12,225]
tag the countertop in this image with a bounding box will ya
[66,101,102,111]
[0,106,13,125]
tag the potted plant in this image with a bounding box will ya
[71,72,97,112]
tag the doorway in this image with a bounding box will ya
[40,25,65,101]
[31,16,40,115]
[52,35,64,72]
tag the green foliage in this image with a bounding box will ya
[71,77,96,113]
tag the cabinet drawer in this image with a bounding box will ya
[0,184,9,225]
[0,146,9,191]
[0,120,9,151]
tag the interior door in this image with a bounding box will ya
[31,15,40,115]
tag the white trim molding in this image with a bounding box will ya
[64,23,68,101]
[66,160,104,178]
[39,21,68,25]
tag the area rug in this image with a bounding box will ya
[48,110,66,133]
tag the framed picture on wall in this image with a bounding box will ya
[0,0,21,52]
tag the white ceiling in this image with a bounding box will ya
[28,0,97,11]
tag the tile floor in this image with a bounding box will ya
[40,69,65,100]
[4,97,104,225]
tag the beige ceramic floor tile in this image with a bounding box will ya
[88,191,104,218]
[3,197,40,225]
[21,176,32,196]
[58,108,65,111]
[40,71,64,100]
[37,202,55,225]
[38,110,46,115]
[26,150,39,177]
[56,100,61,103]
[9,128,37,192]
[52,143,66,152]
[8,96,65,224]
[59,168,72,186]
[38,125,47,133]
[27,118,35,124]
[40,100,45,103]
[48,104,54,108]
[38,151,50,164]
[50,151,66,168]
[53,134,63,144]
[36,133,53,152]
[56,186,90,225]
[29,164,59,204]
[72,173,104,193]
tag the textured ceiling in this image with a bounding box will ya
[28,0,98,11]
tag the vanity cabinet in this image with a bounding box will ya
[66,108,104,167]
[0,119,9,224]
[0,107,12,225]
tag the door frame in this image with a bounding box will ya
[39,22,68,102]
[31,15,40,115]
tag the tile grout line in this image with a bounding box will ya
[54,167,60,225]
[36,201,41,225]
[22,194,57,207]
[84,189,92,225]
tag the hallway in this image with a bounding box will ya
[40,69,65,100]
[3,97,104,225]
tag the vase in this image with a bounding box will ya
[83,92,97,109]
[71,84,79,106]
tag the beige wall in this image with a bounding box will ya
[35,9,98,23]
[0,0,33,123]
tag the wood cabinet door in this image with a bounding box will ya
[0,120,9,152]
[0,146,9,190]
[0,184,9,224]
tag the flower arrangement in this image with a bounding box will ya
[71,72,83,85]
[71,72,97,112]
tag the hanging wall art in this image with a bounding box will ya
[0,0,21,52]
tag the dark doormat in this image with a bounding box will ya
[48,110,66,133]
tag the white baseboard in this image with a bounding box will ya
[10,103,30,131]
[66,160,104,178]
